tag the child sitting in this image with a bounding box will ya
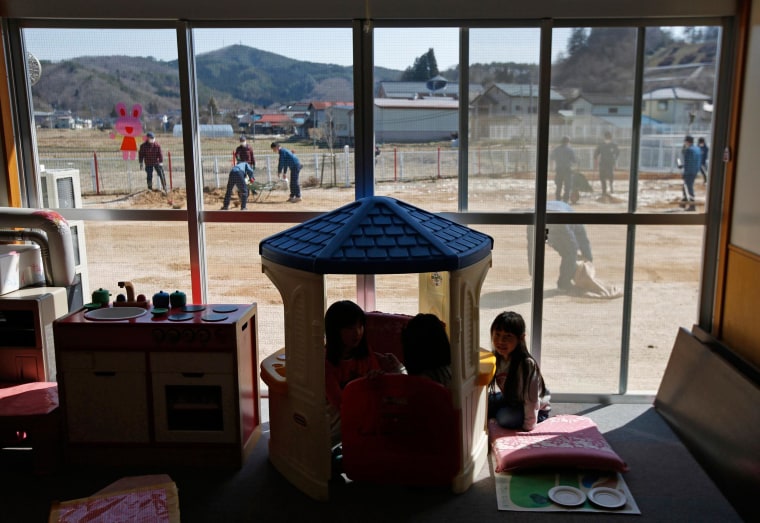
[324,301,403,445]
[488,311,551,431]
[401,313,452,388]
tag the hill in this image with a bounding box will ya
[31,45,402,120]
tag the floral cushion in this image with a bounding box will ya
[489,414,628,473]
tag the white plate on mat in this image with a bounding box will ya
[587,487,627,509]
[548,486,587,507]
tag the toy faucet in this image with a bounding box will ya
[118,281,135,302]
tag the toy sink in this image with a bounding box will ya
[84,306,148,321]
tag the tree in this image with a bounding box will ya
[567,28,589,55]
[401,48,440,81]
[552,27,637,95]
[208,96,218,125]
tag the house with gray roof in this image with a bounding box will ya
[642,87,711,125]
[375,98,459,143]
[561,92,635,131]
[470,83,565,140]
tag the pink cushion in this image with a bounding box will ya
[0,382,59,416]
[489,414,628,473]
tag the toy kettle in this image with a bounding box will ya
[92,288,110,306]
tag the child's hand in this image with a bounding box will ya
[375,352,405,374]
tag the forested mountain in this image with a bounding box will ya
[551,27,717,96]
[30,31,718,123]
[442,28,717,98]
[30,45,402,118]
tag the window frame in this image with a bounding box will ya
[3,14,735,402]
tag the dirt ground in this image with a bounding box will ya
[80,172,708,395]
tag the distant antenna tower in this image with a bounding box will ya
[27,52,42,86]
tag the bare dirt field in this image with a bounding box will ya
[78,167,708,395]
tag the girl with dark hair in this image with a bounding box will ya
[401,313,452,388]
[324,300,403,445]
[488,311,551,431]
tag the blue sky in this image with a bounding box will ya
[24,27,571,70]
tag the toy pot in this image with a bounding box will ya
[92,288,110,306]
[152,290,170,309]
[170,290,187,308]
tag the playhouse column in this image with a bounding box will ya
[260,260,332,500]
[447,255,492,493]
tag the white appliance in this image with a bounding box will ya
[40,168,82,209]
[67,220,90,306]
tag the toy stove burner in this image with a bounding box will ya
[182,305,206,312]
[168,312,194,321]
[202,313,228,322]
[213,305,238,313]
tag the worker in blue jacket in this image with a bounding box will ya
[271,142,302,203]
[220,156,254,211]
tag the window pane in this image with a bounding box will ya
[548,27,637,211]
[192,27,353,211]
[24,28,182,209]
[639,26,719,213]
[540,224,627,393]
[82,220,190,307]
[629,225,703,392]
[205,222,290,363]
[373,28,460,210]
[469,28,541,212]
[476,224,535,347]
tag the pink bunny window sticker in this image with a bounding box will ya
[110,102,143,160]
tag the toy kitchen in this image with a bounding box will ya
[52,284,261,468]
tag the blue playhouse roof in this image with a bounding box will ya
[259,196,494,274]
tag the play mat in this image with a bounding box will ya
[493,458,641,515]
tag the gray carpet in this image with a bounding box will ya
[0,403,743,522]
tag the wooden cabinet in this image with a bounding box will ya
[58,351,149,443]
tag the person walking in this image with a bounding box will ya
[550,136,577,203]
[220,156,254,211]
[138,132,164,192]
[680,135,700,211]
[271,142,302,202]
[697,137,709,184]
[593,131,620,199]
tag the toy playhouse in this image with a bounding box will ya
[259,196,494,500]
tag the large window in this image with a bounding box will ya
[12,18,726,399]
[23,28,190,302]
